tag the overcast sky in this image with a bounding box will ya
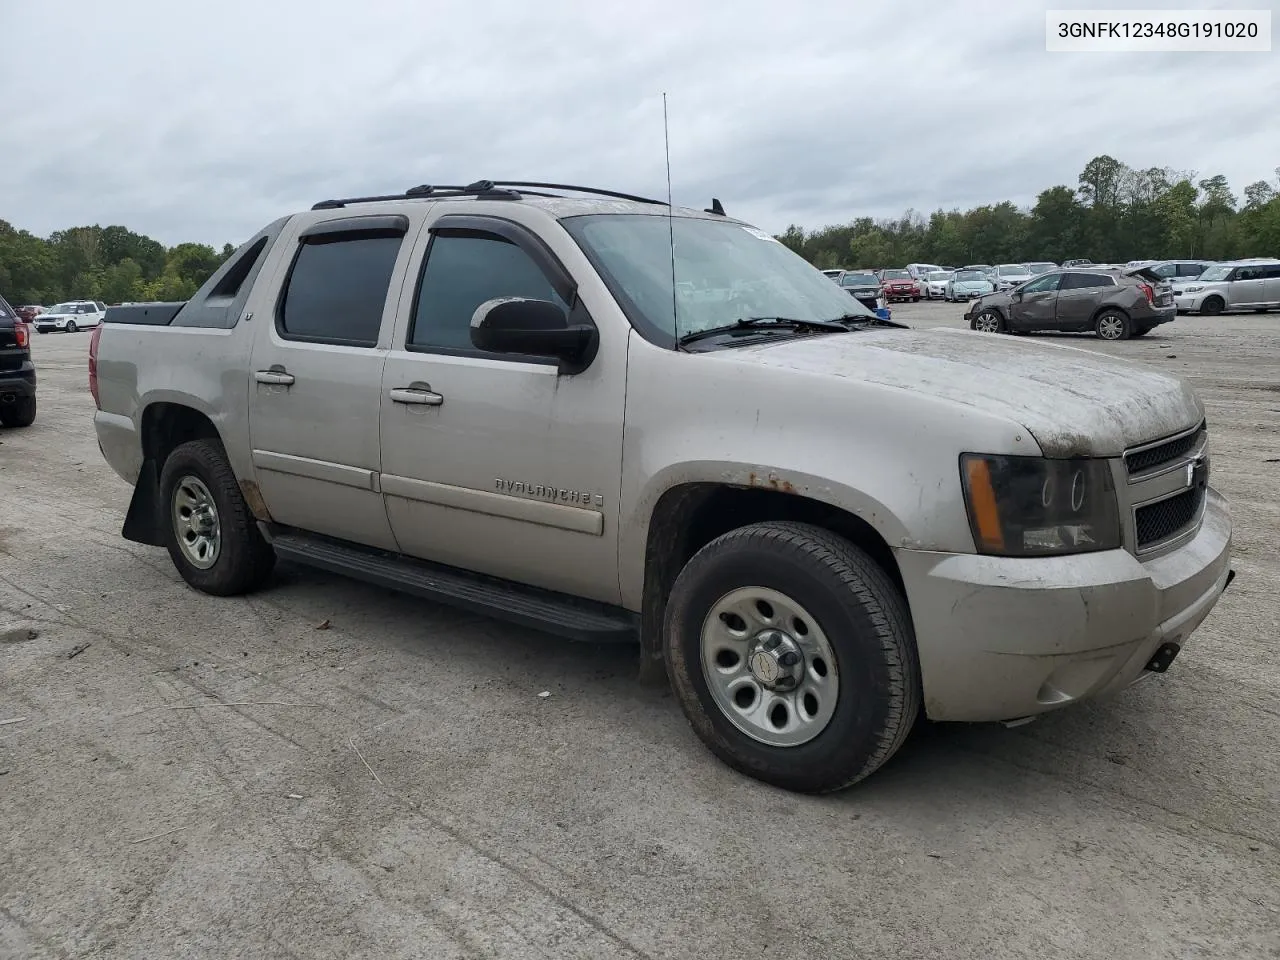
[2,0,1277,246]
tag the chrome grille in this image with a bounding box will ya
[1125,423,1206,476]
[1136,488,1205,548]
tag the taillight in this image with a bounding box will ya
[1138,282,1154,304]
[89,323,103,409]
[14,321,29,349]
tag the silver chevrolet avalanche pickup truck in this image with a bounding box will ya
[91,180,1233,793]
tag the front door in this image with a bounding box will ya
[247,213,419,550]
[378,211,627,604]
[1007,272,1061,330]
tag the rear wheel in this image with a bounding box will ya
[0,397,36,428]
[1095,309,1131,341]
[664,521,920,793]
[1200,296,1225,316]
[160,439,275,596]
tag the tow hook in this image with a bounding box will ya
[1146,642,1181,673]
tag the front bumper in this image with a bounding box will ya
[35,318,71,331]
[1173,294,1205,312]
[895,488,1232,722]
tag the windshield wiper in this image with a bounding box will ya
[677,316,848,347]
[828,313,908,329]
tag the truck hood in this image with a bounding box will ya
[733,328,1202,457]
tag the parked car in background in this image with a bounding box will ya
[905,263,942,282]
[16,305,46,322]
[1172,259,1280,315]
[839,270,882,310]
[1062,258,1094,268]
[966,266,1175,339]
[945,269,995,301]
[993,264,1033,291]
[1027,262,1057,277]
[1146,260,1214,287]
[33,300,106,333]
[0,293,37,427]
[878,268,921,302]
[922,270,951,300]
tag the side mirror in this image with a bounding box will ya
[470,297,597,374]
[1012,289,1023,301]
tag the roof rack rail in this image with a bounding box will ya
[312,180,521,210]
[311,179,672,211]
[487,181,667,206]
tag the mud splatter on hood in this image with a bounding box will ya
[732,328,1203,457]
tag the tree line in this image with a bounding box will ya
[3,153,1279,306]
[0,222,235,307]
[777,155,1280,270]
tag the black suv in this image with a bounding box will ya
[0,293,37,427]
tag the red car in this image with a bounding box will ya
[15,305,45,322]
[877,269,921,302]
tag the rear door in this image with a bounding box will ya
[1227,266,1266,308]
[1006,272,1060,330]
[246,212,420,549]
[1055,272,1114,329]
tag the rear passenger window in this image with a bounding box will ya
[278,235,402,346]
[1260,265,1280,279]
[1061,273,1114,290]
[409,232,568,353]
[1178,263,1206,277]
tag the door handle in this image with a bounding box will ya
[389,384,444,406]
[254,369,295,386]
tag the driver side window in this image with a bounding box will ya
[408,230,569,354]
[1023,274,1061,293]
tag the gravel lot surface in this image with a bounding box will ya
[2,303,1277,959]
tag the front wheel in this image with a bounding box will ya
[971,309,1004,333]
[1095,309,1131,341]
[0,397,36,428]
[159,439,276,596]
[664,521,921,793]
[1201,296,1225,316]
[65,320,78,333]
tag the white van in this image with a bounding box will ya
[905,263,942,281]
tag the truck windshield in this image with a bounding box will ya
[561,213,875,343]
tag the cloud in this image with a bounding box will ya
[2,0,1276,244]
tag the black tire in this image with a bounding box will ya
[1200,296,1225,316]
[65,320,77,333]
[1095,309,1131,341]
[912,296,921,302]
[664,521,921,793]
[0,397,36,428]
[159,438,275,596]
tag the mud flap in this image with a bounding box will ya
[121,459,166,546]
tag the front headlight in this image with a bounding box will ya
[960,454,1121,556]
[1183,285,1202,293]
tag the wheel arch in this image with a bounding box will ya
[635,481,908,682]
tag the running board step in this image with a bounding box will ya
[269,531,639,644]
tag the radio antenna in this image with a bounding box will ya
[663,92,677,337]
